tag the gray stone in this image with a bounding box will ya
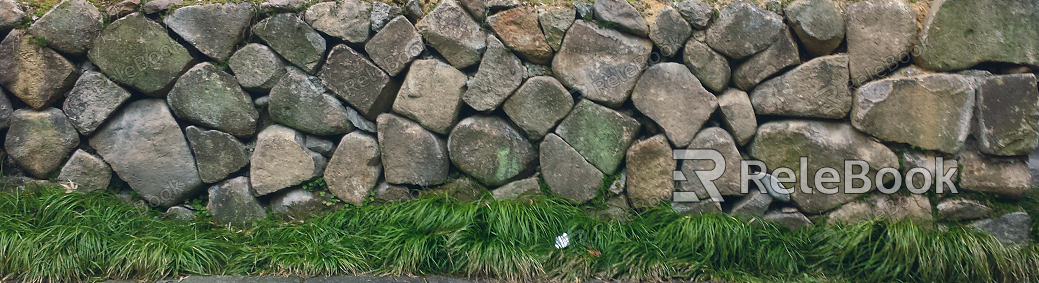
[901,151,959,192]
[607,170,626,195]
[492,175,543,201]
[88,13,193,96]
[732,28,799,91]
[56,150,111,192]
[975,74,1039,156]
[142,0,182,14]
[716,89,756,146]
[682,39,729,93]
[403,0,422,22]
[415,0,487,69]
[250,124,320,196]
[540,133,603,203]
[971,212,1031,246]
[347,107,377,133]
[185,126,250,184]
[852,74,974,154]
[5,108,79,179]
[705,1,784,60]
[207,177,267,226]
[373,182,413,203]
[463,35,525,112]
[62,71,132,136]
[377,113,449,187]
[674,0,713,29]
[632,62,717,147]
[392,59,467,134]
[749,120,898,214]
[784,0,844,56]
[846,0,917,86]
[589,195,631,221]
[751,54,851,119]
[252,13,326,74]
[552,20,653,108]
[90,99,203,207]
[915,0,1039,71]
[758,174,791,202]
[168,62,259,137]
[27,0,103,55]
[269,189,325,215]
[370,2,402,32]
[488,7,554,64]
[672,200,723,216]
[502,76,574,140]
[0,89,11,129]
[320,44,399,120]
[574,2,594,19]
[269,67,354,136]
[228,43,288,92]
[539,6,575,51]
[325,132,381,206]
[679,127,744,198]
[555,100,641,175]
[958,150,1030,199]
[105,0,138,19]
[827,194,933,225]
[647,6,691,58]
[763,208,812,229]
[0,0,27,33]
[730,192,773,217]
[304,0,370,43]
[0,30,78,109]
[257,0,304,14]
[625,135,674,209]
[937,199,993,221]
[524,62,553,78]
[305,135,334,157]
[164,3,253,62]
[448,116,537,187]
[457,0,488,21]
[366,16,424,77]
[165,206,196,222]
[593,0,649,37]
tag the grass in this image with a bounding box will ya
[1,184,1038,283]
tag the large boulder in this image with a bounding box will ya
[626,135,675,209]
[0,29,78,109]
[377,113,449,187]
[62,71,131,136]
[269,67,354,136]
[593,0,649,37]
[165,3,252,62]
[488,7,554,64]
[462,35,525,112]
[647,6,692,58]
[250,124,322,196]
[366,16,424,77]
[539,6,576,51]
[5,108,79,179]
[631,62,717,148]
[319,44,399,120]
[88,13,193,96]
[448,116,537,187]
[392,59,467,134]
[252,13,326,74]
[27,0,103,55]
[540,133,603,203]
[974,74,1039,156]
[556,100,641,175]
[851,74,974,154]
[915,0,1039,71]
[845,0,916,86]
[0,0,27,33]
[958,150,1030,199]
[552,20,653,108]
[90,99,203,207]
[937,199,993,221]
[716,89,757,146]
[185,126,250,184]
[415,0,486,69]
[971,212,1032,246]
[207,177,267,227]
[304,0,370,44]
[682,39,729,93]
[56,149,112,192]
[679,127,744,198]
[750,54,851,119]
[325,132,381,206]
[228,43,288,92]
[674,0,714,29]
[732,28,799,91]
[502,76,575,140]
[705,1,784,60]
[784,0,844,56]
[749,120,899,214]
[167,62,259,137]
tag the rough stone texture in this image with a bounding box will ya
[463,36,525,112]
[593,0,649,37]
[556,100,641,175]
[142,0,182,14]
[425,176,488,202]
[185,126,250,184]
[250,124,320,196]
[672,200,723,216]
[207,177,267,227]
[415,0,487,69]
[392,59,467,134]
[0,89,11,129]
[304,0,370,44]
[974,74,1039,156]
[589,195,631,221]
[731,192,773,217]
[305,136,334,157]
[784,0,844,56]
[370,2,401,32]
[320,44,399,120]
[626,135,675,209]
[574,2,593,19]
[89,13,193,96]
[366,16,424,77]
[915,0,1039,71]
[448,116,536,187]
[57,150,114,192]
[502,76,574,140]
[5,108,79,179]
[971,212,1032,246]
[269,189,326,216]
[402,0,422,22]
[674,0,713,29]
[373,182,413,203]
[269,67,353,136]
[631,63,717,147]
[89,99,203,207]
[539,6,575,51]
[749,120,899,214]
[763,208,813,229]
[488,7,553,64]
[62,71,131,136]
[750,54,851,119]
[540,133,603,203]
[168,63,259,137]
[705,1,784,60]
[828,194,933,224]
[347,107,377,133]
[252,13,326,74]
[552,20,653,108]
[937,199,993,221]
[377,113,449,187]
[165,206,196,222]
[165,3,251,63]
[105,0,138,19]
[682,39,729,93]
[0,0,27,33]
[958,150,1030,199]
[901,151,959,191]
[647,6,691,58]
[0,30,78,109]
[845,0,917,86]
[228,43,288,92]
[325,132,381,206]
[732,28,799,91]
[27,0,103,55]
[852,74,974,154]
[679,128,744,198]
[716,89,757,146]
[492,175,542,201]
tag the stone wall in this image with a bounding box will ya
[0,0,1036,243]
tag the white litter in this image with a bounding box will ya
[554,232,570,249]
